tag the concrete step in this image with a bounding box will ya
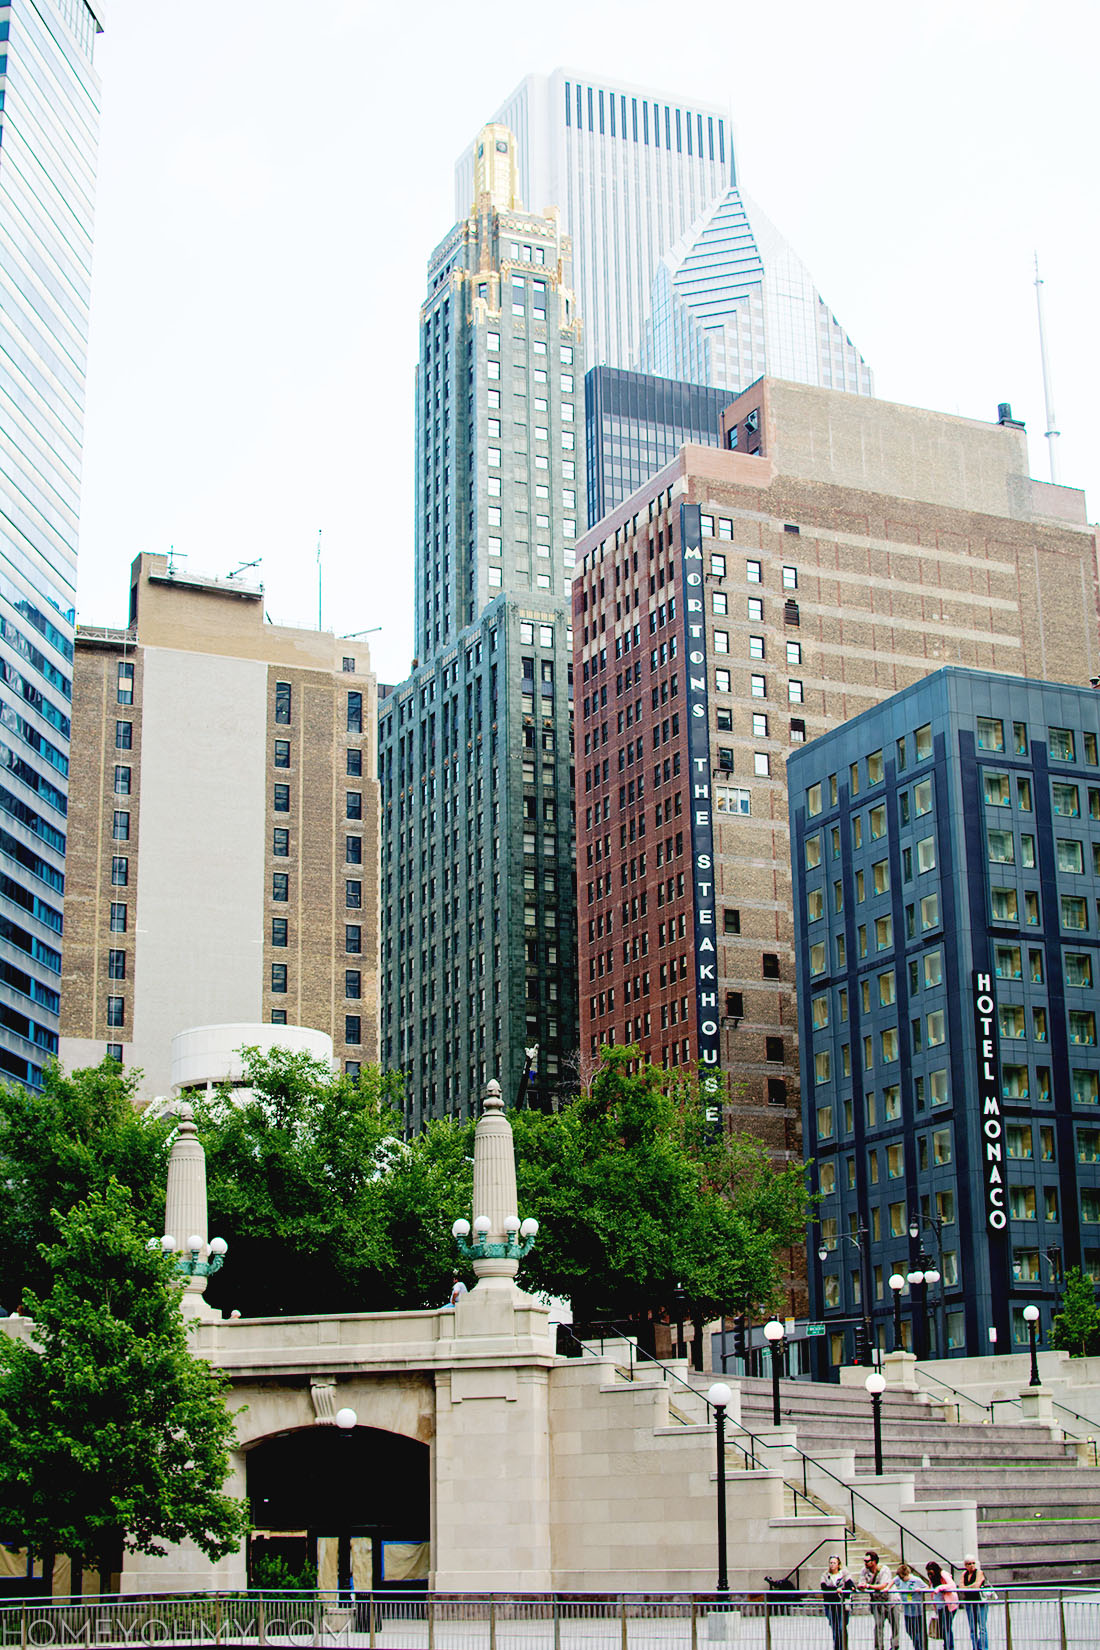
[914,1464,1100,1490]
[972,1488,1099,1519]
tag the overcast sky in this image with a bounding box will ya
[77,0,1099,686]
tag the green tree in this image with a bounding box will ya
[0,1059,172,1309]
[0,1181,249,1592]
[512,1048,810,1343]
[1051,1265,1100,1357]
[196,1047,473,1316]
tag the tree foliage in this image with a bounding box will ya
[0,1182,248,1585]
[196,1047,474,1317]
[1051,1265,1100,1357]
[0,1060,172,1310]
[512,1047,809,1329]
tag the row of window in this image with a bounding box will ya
[806,725,935,815]
[714,669,805,703]
[977,715,1100,765]
[274,683,362,733]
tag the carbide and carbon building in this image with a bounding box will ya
[378,128,584,1126]
[0,0,104,1087]
[789,669,1100,1363]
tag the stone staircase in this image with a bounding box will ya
[733,1374,1100,1585]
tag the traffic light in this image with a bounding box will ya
[732,1315,747,1359]
[853,1319,869,1366]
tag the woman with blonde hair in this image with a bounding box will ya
[821,1554,854,1650]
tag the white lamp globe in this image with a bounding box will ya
[889,1274,906,1292]
[520,1217,539,1238]
[707,1382,732,1408]
[473,1215,492,1235]
[503,1215,521,1234]
[209,1236,228,1257]
[186,1234,203,1254]
[865,1373,887,1396]
[451,1218,471,1238]
[763,1319,785,1343]
[1023,1305,1040,1323]
[160,1234,178,1253]
[335,1408,357,1430]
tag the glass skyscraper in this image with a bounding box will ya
[0,0,103,1087]
[378,127,583,1126]
[642,185,873,398]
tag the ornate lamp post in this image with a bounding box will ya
[706,1382,732,1593]
[154,1231,228,1280]
[889,1273,907,1352]
[906,1253,941,1360]
[1023,1304,1041,1386]
[452,1079,540,1277]
[763,1319,785,1426]
[865,1371,886,1475]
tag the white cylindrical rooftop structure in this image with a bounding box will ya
[170,1022,335,1094]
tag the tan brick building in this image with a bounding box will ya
[573,380,1100,1159]
[60,554,379,1098]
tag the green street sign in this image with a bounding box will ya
[806,1322,826,1337]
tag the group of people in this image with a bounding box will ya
[821,1551,990,1650]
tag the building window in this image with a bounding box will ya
[749,635,765,660]
[106,1044,123,1063]
[347,748,363,777]
[345,969,362,1000]
[766,1036,784,1062]
[1062,895,1088,930]
[346,791,363,820]
[710,554,726,577]
[1058,838,1084,874]
[347,691,363,734]
[271,918,288,947]
[271,1010,287,1025]
[271,964,288,993]
[345,1015,362,1045]
[107,949,126,980]
[346,881,362,909]
[977,717,1004,752]
[788,680,803,703]
[275,681,292,724]
[762,953,780,978]
[746,560,762,583]
[786,641,801,665]
[272,873,288,900]
[106,997,125,1028]
[114,766,131,795]
[274,740,290,768]
[273,784,290,812]
[715,669,731,694]
[723,908,740,934]
[115,721,132,750]
[112,811,130,841]
[116,662,134,704]
[109,902,127,933]
[111,857,128,886]
[346,924,362,953]
[782,566,798,589]
[346,836,362,864]
[716,786,750,815]
[273,828,290,856]
[1053,782,1080,817]
[750,674,766,698]
[754,752,770,777]
[1069,1011,1097,1046]
[1049,727,1076,762]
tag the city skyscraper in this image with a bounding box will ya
[573,380,1099,1172]
[641,186,873,398]
[584,366,732,526]
[455,73,731,374]
[455,72,872,408]
[0,0,104,1088]
[378,127,583,1126]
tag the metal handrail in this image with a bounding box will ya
[566,1327,957,1571]
[912,1365,995,1419]
[915,1362,1100,1457]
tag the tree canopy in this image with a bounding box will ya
[0,1060,172,1310]
[0,1181,248,1588]
[1051,1265,1100,1357]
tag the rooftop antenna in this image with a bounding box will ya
[227,557,262,581]
[165,545,187,576]
[316,530,323,631]
[1033,254,1061,485]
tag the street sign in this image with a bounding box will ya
[806,1322,826,1337]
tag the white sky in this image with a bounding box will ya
[78,0,1099,687]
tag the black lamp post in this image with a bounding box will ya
[673,1280,687,1360]
[865,1371,886,1475]
[889,1273,906,1352]
[707,1382,732,1593]
[763,1318,785,1426]
[1023,1304,1041,1387]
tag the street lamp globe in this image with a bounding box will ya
[889,1274,906,1293]
[1023,1305,1040,1323]
[864,1372,886,1396]
[924,1269,941,1286]
[763,1319,785,1343]
[451,1219,471,1239]
[707,1382,732,1409]
[520,1218,539,1238]
[472,1215,492,1236]
[160,1235,178,1253]
[817,1243,829,1262]
[186,1235,203,1254]
[503,1215,521,1235]
[335,1408,357,1430]
[209,1236,228,1257]
[906,1268,923,1286]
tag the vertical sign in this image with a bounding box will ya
[973,971,1007,1231]
[680,504,721,1119]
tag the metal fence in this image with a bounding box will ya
[2,1591,1099,1650]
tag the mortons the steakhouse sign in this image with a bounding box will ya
[973,971,1007,1231]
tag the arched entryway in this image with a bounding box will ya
[246,1426,429,1593]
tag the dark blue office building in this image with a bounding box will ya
[584,366,732,526]
[789,668,1100,1364]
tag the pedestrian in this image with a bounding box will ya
[859,1550,900,1650]
[820,1554,854,1650]
[925,1562,958,1650]
[448,1273,467,1307]
[957,1556,988,1650]
[895,1563,928,1650]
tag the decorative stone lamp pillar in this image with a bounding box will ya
[452,1079,538,1286]
[161,1102,227,1318]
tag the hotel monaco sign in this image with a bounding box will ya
[973,971,1007,1231]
